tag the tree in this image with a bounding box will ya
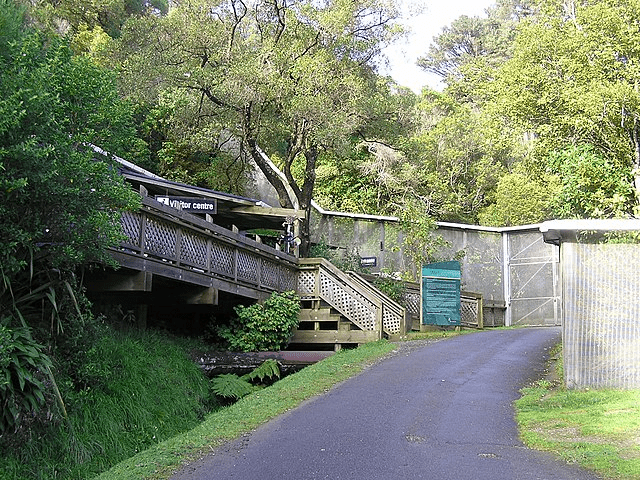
[548,144,634,218]
[417,15,499,82]
[309,78,419,216]
[25,0,169,39]
[111,0,402,255]
[399,90,507,223]
[485,0,640,215]
[478,168,560,226]
[0,0,140,431]
[417,0,535,89]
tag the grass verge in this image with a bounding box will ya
[0,329,213,480]
[97,330,463,480]
[515,345,640,480]
[96,339,401,479]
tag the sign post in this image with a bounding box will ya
[421,261,461,326]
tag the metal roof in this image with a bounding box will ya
[540,219,640,244]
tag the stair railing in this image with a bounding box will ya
[344,271,408,336]
[297,258,407,337]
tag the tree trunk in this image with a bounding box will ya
[297,145,318,257]
[631,123,640,210]
[246,138,296,209]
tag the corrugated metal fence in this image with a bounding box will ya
[562,242,640,389]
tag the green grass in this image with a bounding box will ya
[97,329,465,480]
[0,330,213,480]
[515,346,640,480]
[96,339,402,480]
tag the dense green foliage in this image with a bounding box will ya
[0,328,213,480]
[417,0,640,224]
[0,0,140,443]
[218,291,300,352]
[0,322,53,434]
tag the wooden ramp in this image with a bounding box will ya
[95,195,298,302]
[88,196,409,348]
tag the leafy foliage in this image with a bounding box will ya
[210,359,281,401]
[482,0,640,215]
[217,292,300,352]
[210,374,258,401]
[479,168,561,226]
[0,0,142,438]
[371,276,406,303]
[0,13,140,277]
[0,329,213,480]
[548,144,634,218]
[0,321,52,434]
[397,198,449,278]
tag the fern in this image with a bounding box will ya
[210,374,256,400]
[210,360,281,401]
[242,359,280,382]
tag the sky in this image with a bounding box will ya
[383,0,497,93]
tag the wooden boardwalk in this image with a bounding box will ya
[88,195,409,349]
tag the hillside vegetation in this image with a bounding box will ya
[0,328,213,479]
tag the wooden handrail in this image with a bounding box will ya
[116,196,298,296]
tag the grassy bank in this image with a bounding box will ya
[0,330,213,480]
[515,347,640,479]
[96,338,404,479]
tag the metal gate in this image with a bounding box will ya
[506,231,560,326]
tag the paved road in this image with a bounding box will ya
[172,328,601,480]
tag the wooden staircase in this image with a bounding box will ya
[291,258,408,350]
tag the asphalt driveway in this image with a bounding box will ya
[172,327,601,480]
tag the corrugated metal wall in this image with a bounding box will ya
[562,242,640,389]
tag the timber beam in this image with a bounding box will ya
[85,270,153,292]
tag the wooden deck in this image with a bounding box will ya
[88,195,409,348]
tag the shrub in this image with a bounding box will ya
[372,276,405,303]
[0,321,52,434]
[217,291,300,352]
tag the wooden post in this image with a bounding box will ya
[137,304,148,330]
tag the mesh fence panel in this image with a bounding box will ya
[509,232,559,326]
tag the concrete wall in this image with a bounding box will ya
[309,210,559,327]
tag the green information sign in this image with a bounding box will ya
[421,261,461,326]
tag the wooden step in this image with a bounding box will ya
[290,329,380,345]
[298,308,341,322]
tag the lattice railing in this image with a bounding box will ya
[297,258,407,336]
[460,293,483,328]
[346,271,407,335]
[117,196,297,294]
[400,282,483,328]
